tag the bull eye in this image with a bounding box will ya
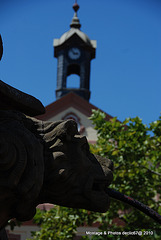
[59,169,65,175]
[58,168,68,180]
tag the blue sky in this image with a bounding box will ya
[0,0,161,125]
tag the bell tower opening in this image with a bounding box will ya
[67,64,80,88]
[67,64,80,76]
[67,74,80,88]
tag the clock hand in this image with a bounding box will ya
[72,49,77,55]
[72,48,79,55]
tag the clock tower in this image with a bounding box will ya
[54,2,96,101]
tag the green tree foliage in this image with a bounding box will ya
[89,110,161,239]
[27,206,97,240]
[28,110,161,240]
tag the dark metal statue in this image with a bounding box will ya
[0,108,113,228]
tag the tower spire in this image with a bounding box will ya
[54,0,96,101]
[70,1,81,29]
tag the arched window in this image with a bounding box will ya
[67,64,80,88]
[67,74,80,88]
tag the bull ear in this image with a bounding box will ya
[0,35,3,61]
[95,155,114,172]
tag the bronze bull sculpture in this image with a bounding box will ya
[0,79,113,230]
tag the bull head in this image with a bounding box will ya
[38,119,113,212]
[0,110,113,229]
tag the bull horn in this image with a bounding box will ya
[106,188,161,224]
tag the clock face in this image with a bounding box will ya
[68,48,81,60]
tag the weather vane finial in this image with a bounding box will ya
[73,0,79,13]
[70,0,81,29]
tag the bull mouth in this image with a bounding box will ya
[40,174,110,213]
[83,176,110,212]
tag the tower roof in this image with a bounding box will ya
[54,2,96,58]
[57,28,94,47]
